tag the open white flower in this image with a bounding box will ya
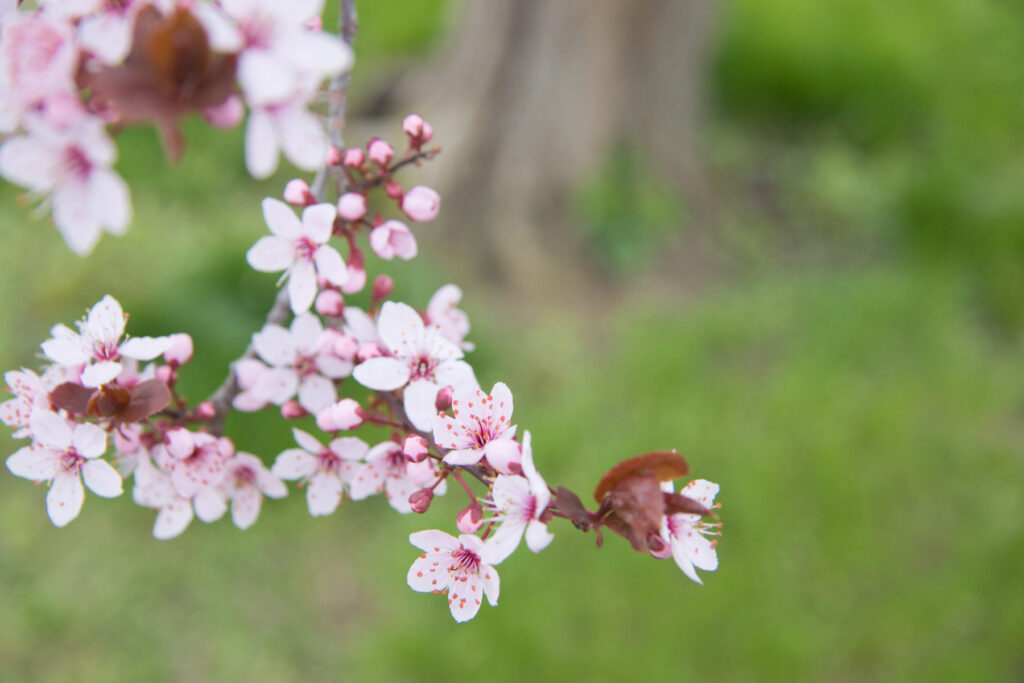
[483,431,553,563]
[661,479,721,584]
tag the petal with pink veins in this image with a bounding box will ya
[40,337,88,366]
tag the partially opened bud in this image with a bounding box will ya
[401,186,440,222]
[315,289,345,316]
[430,386,452,413]
[403,435,429,463]
[165,427,194,459]
[409,488,434,513]
[368,138,393,166]
[316,398,364,431]
[372,274,394,301]
[337,192,367,221]
[163,333,193,366]
[456,502,484,534]
[281,400,306,419]
[284,178,315,206]
[195,401,216,420]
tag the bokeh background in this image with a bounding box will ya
[2,0,1024,680]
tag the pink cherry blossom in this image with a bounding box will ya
[271,428,366,516]
[132,451,195,540]
[152,430,231,511]
[241,313,351,413]
[349,440,446,514]
[0,12,77,132]
[40,295,171,388]
[426,284,474,351]
[352,301,477,432]
[484,431,553,563]
[661,479,721,584]
[401,186,440,222]
[433,382,516,467]
[0,115,131,255]
[315,398,364,431]
[73,0,151,65]
[0,368,51,438]
[407,530,500,622]
[245,97,330,179]
[369,219,417,261]
[247,198,348,313]
[6,410,121,527]
[220,452,287,530]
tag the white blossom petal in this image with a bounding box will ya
[47,473,84,527]
[81,459,122,497]
[306,471,342,516]
[352,357,410,391]
[153,500,194,540]
[247,235,294,272]
[287,260,318,314]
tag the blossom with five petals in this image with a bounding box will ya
[407,530,500,622]
[348,440,446,514]
[660,479,721,584]
[483,431,554,563]
[271,428,366,516]
[433,382,517,467]
[220,452,287,529]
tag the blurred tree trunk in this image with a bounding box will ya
[390,0,718,296]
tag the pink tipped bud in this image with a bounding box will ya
[315,289,345,316]
[284,178,315,206]
[401,185,440,222]
[281,400,306,419]
[340,261,366,294]
[155,365,174,384]
[163,333,194,366]
[372,274,394,301]
[402,113,433,147]
[456,502,485,534]
[342,147,364,167]
[196,401,217,420]
[435,386,454,412]
[647,532,673,559]
[333,335,359,361]
[367,138,394,166]
[325,145,342,166]
[357,342,382,362]
[403,435,430,463]
[337,192,367,221]
[384,180,404,200]
[204,94,244,129]
[409,488,434,514]
[165,427,194,459]
[316,398,365,431]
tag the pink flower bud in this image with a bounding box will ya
[401,186,440,222]
[163,333,193,366]
[155,365,174,384]
[403,435,429,463]
[435,386,454,412]
[384,180,403,199]
[325,145,342,166]
[284,178,315,206]
[315,289,345,317]
[342,147,364,167]
[647,532,673,559]
[409,488,434,513]
[370,220,417,261]
[372,274,394,301]
[204,95,244,129]
[316,398,365,431]
[337,192,367,221]
[196,401,216,420]
[357,342,382,362]
[341,249,366,293]
[281,400,306,419]
[165,427,194,459]
[367,138,394,166]
[456,502,484,534]
[333,335,359,361]
[402,113,433,146]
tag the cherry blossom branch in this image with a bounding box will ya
[311,0,358,200]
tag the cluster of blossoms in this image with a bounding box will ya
[1,5,723,623]
[0,0,352,254]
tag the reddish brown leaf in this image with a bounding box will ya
[554,486,592,529]
[121,379,172,423]
[50,382,95,414]
[593,450,689,503]
[664,492,712,517]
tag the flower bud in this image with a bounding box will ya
[342,147,364,167]
[195,401,217,420]
[367,139,393,166]
[370,220,417,261]
[384,180,403,199]
[316,398,365,431]
[333,335,359,361]
[281,400,306,419]
[357,342,382,362]
[372,274,394,302]
[204,95,244,129]
[325,145,342,166]
[163,333,193,366]
[456,502,484,534]
[218,436,236,458]
[435,386,454,412]
[165,427,194,459]
[284,178,315,206]
[401,185,440,222]
[403,435,430,463]
[340,253,366,294]
[402,113,433,146]
[315,289,345,317]
[409,488,434,513]
[155,365,174,384]
[336,192,367,221]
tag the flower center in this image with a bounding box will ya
[295,237,318,262]
[59,449,86,474]
[294,353,318,377]
[62,146,93,183]
[240,14,276,50]
[234,465,257,486]
[318,449,341,473]
[409,354,436,381]
[450,546,481,575]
